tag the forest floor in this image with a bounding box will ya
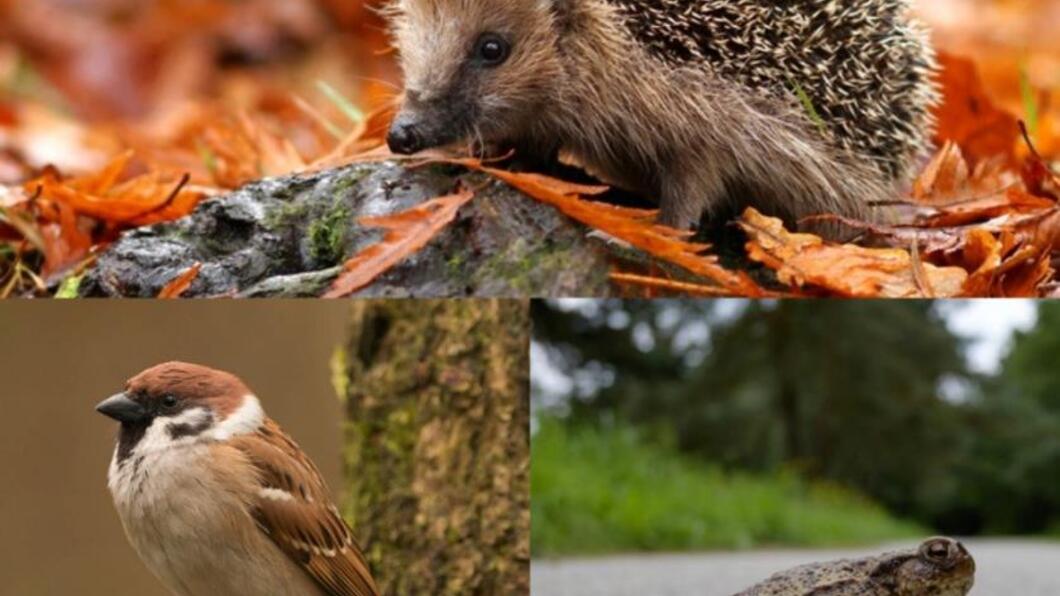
[4,1,1060,298]
[531,539,1060,596]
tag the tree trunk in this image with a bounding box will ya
[769,306,803,460]
[337,299,530,595]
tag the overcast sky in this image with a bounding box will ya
[532,301,1040,401]
[940,300,1037,373]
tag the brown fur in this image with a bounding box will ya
[386,0,937,229]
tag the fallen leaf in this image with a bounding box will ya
[916,186,1055,228]
[934,52,1022,167]
[740,208,968,298]
[997,246,1054,296]
[913,141,970,203]
[610,271,773,297]
[158,262,203,298]
[1018,123,1060,200]
[959,228,1004,295]
[433,156,767,297]
[325,188,475,298]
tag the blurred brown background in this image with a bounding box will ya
[0,301,352,595]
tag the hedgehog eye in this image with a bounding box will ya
[162,395,179,409]
[474,33,510,67]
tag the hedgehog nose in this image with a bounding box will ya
[387,120,423,155]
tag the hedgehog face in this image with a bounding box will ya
[387,0,565,154]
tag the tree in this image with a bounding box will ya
[1004,302,1060,412]
[982,303,1060,532]
[533,300,1060,535]
[531,299,719,417]
[534,300,974,522]
[337,300,530,595]
[668,302,971,515]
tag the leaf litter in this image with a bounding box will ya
[1,1,1060,297]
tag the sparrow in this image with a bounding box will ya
[96,361,379,596]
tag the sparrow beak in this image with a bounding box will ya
[96,393,148,423]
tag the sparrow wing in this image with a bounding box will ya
[229,418,379,596]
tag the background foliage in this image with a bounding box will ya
[532,300,1060,555]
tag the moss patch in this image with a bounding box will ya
[477,238,581,293]
[307,199,352,265]
[263,201,309,230]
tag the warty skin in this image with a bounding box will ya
[384,0,937,230]
[737,537,975,595]
[98,362,378,596]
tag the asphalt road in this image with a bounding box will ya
[532,539,1060,595]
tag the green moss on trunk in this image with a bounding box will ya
[337,300,530,595]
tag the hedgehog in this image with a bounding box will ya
[383,0,939,230]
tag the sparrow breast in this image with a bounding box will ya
[108,439,326,596]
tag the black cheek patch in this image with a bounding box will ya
[167,412,214,440]
[116,423,148,464]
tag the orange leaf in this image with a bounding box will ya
[913,141,970,204]
[431,156,765,297]
[610,272,771,297]
[998,245,1054,297]
[158,263,203,299]
[237,112,307,178]
[960,228,1004,296]
[29,169,203,226]
[740,208,968,298]
[917,186,1056,228]
[934,52,1021,167]
[313,101,398,170]
[1018,125,1060,201]
[84,150,135,196]
[324,189,475,298]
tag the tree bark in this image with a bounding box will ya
[337,300,530,595]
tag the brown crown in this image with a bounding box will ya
[126,361,251,417]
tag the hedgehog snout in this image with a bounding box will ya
[387,115,426,155]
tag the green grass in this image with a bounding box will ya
[1020,63,1040,142]
[532,419,922,556]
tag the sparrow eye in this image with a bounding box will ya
[162,395,179,409]
[474,33,510,67]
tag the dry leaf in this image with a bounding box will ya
[158,262,203,298]
[5,1,1060,298]
[610,272,763,297]
[325,189,475,298]
[1019,126,1060,200]
[959,228,1004,295]
[933,52,1021,167]
[740,208,968,298]
[913,141,970,203]
[432,156,766,297]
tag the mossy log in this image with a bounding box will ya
[78,162,616,297]
[336,300,530,595]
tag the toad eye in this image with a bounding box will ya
[162,395,179,409]
[924,540,950,560]
[474,33,510,66]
